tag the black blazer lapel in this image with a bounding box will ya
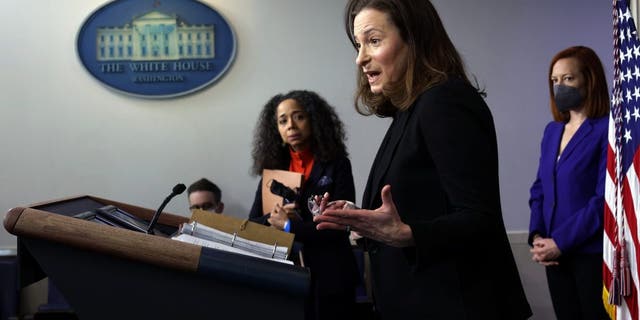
[362,127,392,208]
[305,160,323,189]
[363,109,413,209]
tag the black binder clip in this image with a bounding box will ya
[271,241,278,258]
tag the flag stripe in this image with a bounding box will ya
[604,1,640,319]
[622,190,639,317]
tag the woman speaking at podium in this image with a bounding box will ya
[248,90,359,320]
[314,0,532,318]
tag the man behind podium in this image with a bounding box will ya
[187,178,224,213]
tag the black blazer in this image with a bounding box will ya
[249,156,359,314]
[362,78,532,319]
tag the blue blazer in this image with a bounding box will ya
[528,116,608,254]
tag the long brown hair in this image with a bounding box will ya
[547,46,610,122]
[345,0,474,117]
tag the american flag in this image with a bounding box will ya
[604,0,640,318]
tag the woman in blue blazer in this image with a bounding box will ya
[528,46,610,319]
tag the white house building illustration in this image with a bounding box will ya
[96,11,215,61]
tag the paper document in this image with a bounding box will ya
[172,234,293,265]
[174,221,291,264]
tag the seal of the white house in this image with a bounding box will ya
[77,0,236,98]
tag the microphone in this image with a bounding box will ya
[147,183,186,234]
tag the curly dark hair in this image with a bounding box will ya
[251,90,349,176]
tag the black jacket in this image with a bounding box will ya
[249,156,359,318]
[362,78,532,319]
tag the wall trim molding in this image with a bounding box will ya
[507,230,528,245]
[0,247,17,256]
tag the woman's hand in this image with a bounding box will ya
[314,185,415,247]
[530,237,561,266]
[268,203,300,230]
[308,192,330,216]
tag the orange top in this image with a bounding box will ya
[289,148,314,182]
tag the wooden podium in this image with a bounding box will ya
[3,196,310,320]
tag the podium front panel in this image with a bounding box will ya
[5,195,310,320]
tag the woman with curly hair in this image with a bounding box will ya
[248,90,359,320]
